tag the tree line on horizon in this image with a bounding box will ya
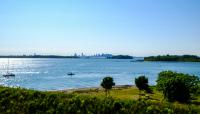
[144,55,200,62]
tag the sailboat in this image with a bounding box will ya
[3,58,15,77]
[67,72,75,76]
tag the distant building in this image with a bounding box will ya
[74,53,77,57]
[81,53,85,57]
[87,53,113,59]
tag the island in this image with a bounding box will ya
[107,55,133,59]
[144,55,200,62]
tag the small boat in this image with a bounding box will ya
[3,72,15,77]
[3,58,15,77]
[67,72,75,76]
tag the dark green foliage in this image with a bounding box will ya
[0,86,198,114]
[162,77,190,102]
[157,71,178,91]
[135,76,152,93]
[157,71,200,102]
[101,77,115,96]
[107,55,133,59]
[144,55,200,62]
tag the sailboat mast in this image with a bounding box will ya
[7,58,9,73]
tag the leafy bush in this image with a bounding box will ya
[101,77,115,96]
[157,71,200,102]
[135,76,152,93]
[162,77,190,102]
[157,71,178,91]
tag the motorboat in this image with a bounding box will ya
[67,72,75,76]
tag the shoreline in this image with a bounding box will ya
[50,85,133,93]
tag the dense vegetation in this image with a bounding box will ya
[156,71,200,102]
[107,55,133,59]
[144,55,200,62]
[0,86,199,114]
[135,76,152,93]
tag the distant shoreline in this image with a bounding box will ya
[0,55,80,58]
[144,55,200,62]
[0,55,134,59]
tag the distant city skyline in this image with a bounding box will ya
[1,52,200,58]
[1,0,200,56]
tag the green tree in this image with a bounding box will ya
[157,71,200,102]
[162,77,190,102]
[135,76,151,93]
[156,71,177,91]
[101,77,115,97]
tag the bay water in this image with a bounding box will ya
[0,58,200,90]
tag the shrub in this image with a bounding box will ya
[156,71,177,91]
[135,76,152,93]
[101,77,115,96]
[162,77,190,102]
[156,71,200,102]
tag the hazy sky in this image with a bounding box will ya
[0,0,200,56]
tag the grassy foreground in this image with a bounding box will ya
[64,86,200,111]
[0,86,199,114]
[65,86,162,100]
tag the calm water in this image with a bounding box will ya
[0,58,200,90]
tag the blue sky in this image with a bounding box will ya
[0,0,200,56]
